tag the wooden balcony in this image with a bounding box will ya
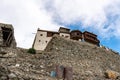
[83,31,97,38]
[84,35,100,45]
[70,30,82,40]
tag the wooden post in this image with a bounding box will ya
[4,31,12,46]
[64,67,73,80]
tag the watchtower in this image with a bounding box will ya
[0,23,16,48]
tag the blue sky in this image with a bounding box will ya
[0,0,120,53]
[68,24,120,53]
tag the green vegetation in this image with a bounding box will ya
[27,48,36,54]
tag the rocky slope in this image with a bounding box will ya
[0,35,120,80]
[45,35,120,79]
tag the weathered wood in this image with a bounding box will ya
[64,67,73,80]
[4,31,13,46]
[0,23,16,48]
[7,36,13,46]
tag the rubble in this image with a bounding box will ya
[0,35,120,80]
[0,23,16,48]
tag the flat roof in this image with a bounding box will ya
[59,27,70,30]
[71,30,82,33]
[37,28,58,33]
[83,31,97,36]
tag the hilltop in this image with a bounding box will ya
[0,35,120,80]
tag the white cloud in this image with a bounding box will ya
[0,0,120,48]
[0,0,61,48]
[42,0,120,38]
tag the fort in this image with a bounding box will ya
[0,23,120,80]
[32,27,100,50]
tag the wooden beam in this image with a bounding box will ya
[7,36,13,46]
[4,31,13,46]
[2,30,12,32]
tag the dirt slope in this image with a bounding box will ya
[0,35,120,80]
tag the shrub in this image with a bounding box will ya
[27,48,36,54]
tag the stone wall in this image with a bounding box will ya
[0,23,16,48]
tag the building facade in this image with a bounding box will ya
[32,27,70,50]
[59,27,70,39]
[70,30,82,41]
[32,27,100,51]
[83,31,100,46]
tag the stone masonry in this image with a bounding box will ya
[0,23,16,48]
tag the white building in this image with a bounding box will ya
[32,27,70,51]
[59,27,70,39]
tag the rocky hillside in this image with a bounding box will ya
[45,35,120,79]
[0,35,120,80]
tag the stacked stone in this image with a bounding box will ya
[0,23,16,48]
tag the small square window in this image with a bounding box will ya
[77,33,79,35]
[46,41,48,43]
[39,40,41,42]
[40,34,43,36]
[62,35,64,37]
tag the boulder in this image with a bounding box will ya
[105,70,120,79]
[0,65,10,79]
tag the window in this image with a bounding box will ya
[62,35,64,37]
[77,33,79,35]
[40,34,43,36]
[65,36,69,38]
[39,40,41,42]
[47,32,53,37]
[46,41,48,43]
